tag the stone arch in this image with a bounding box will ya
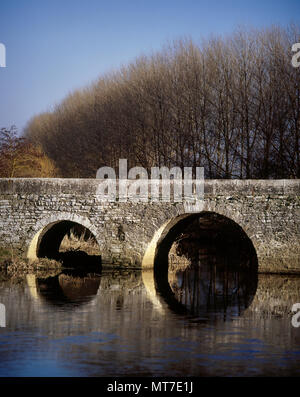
[142,211,258,318]
[142,213,193,269]
[142,210,258,272]
[197,202,259,255]
[27,212,100,261]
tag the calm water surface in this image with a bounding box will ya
[0,267,299,377]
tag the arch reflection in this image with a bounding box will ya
[155,254,257,321]
[153,213,258,321]
[36,270,101,308]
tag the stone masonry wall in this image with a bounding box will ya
[0,178,299,273]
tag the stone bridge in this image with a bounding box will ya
[0,178,299,273]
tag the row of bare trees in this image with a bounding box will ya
[24,24,300,178]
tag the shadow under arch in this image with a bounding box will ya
[27,214,101,268]
[143,211,258,320]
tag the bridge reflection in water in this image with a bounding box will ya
[167,256,257,320]
[32,247,257,324]
[144,211,259,321]
[36,271,101,308]
[1,257,298,376]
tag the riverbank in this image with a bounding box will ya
[0,247,62,277]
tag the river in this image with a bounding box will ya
[0,264,299,376]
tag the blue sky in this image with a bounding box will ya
[0,0,299,133]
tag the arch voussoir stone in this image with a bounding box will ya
[26,212,100,261]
